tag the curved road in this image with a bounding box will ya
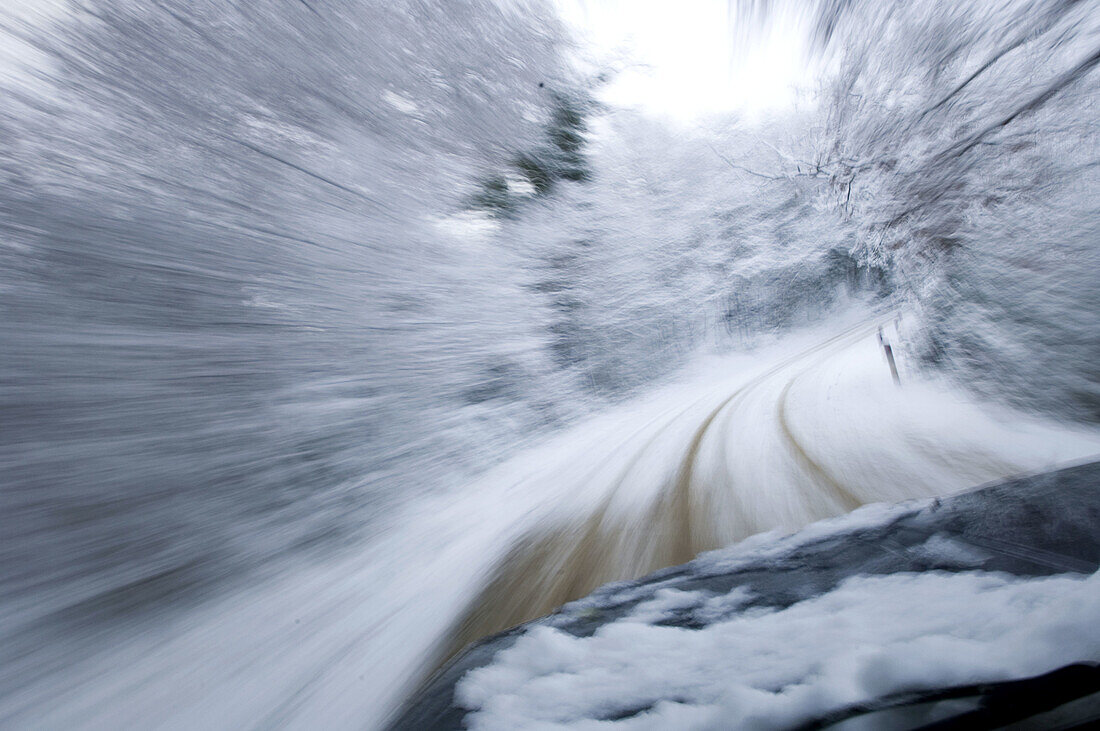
[5,316,1098,731]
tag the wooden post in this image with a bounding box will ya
[878,326,900,384]
[884,343,900,385]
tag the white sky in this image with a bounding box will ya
[554,0,818,123]
[4,1,815,124]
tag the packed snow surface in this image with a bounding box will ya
[3,315,1097,729]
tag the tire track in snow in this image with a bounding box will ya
[434,318,891,671]
[777,373,861,512]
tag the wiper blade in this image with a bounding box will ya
[792,662,1100,731]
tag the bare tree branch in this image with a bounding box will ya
[935,44,1100,164]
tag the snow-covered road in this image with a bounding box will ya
[4,315,1098,730]
[439,315,1098,665]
